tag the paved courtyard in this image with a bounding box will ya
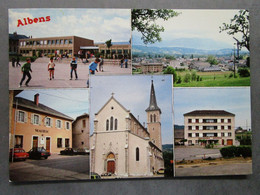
[9,57,132,89]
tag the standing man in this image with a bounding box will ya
[16,55,21,67]
[19,58,32,87]
[99,56,104,72]
[70,57,78,80]
[87,58,100,87]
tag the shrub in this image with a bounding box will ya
[238,68,250,77]
[176,75,182,84]
[220,146,252,158]
[183,73,191,83]
[229,73,234,78]
[163,66,177,83]
[191,71,197,81]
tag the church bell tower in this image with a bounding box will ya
[145,80,162,150]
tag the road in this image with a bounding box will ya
[175,146,222,161]
[9,154,90,182]
[9,57,131,89]
[175,162,252,177]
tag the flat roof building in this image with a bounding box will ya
[184,110,235,146]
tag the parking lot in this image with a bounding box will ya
[9,154,90,182]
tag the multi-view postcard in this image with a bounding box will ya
[8,8,251,182]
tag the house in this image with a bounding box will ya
[183,110,235,146]
[90,81,164,177]
[72,113,89,150]
[9,32,28,55]
[10,93,74,153]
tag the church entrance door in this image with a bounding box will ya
[107,161,115,173]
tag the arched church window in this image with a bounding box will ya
[106,119,109,131]
[154,114,156,122]
[150,114,153,123]
[115,119,118,130]
[110,116,113,130]
[136,147,139,161]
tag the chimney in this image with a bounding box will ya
[34,94,39,106]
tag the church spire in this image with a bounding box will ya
[146,80,161,113]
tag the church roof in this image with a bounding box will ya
[145,80,161,113]
[95,94,130,115]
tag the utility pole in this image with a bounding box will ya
[233,47,236,77]
[233,37,241,78]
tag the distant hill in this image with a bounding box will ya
[162,144,173,152]
[132,45,249,57]
[174,125,184,130]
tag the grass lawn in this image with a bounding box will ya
[175,71,250,87]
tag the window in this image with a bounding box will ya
[221,126,224,130]
[106,119,109,131]
[17,111,26,122]
[115,119,118,130]
[110,117,113,130]
[228,119,231,123]
[57,138,62,148]
[150,115,153,123]
[228,126,231,130]
[196,119,199,123]
[65,122,70,130]
[82,119,86,128]
[196,126,199,130]
[52,40,55,45]
[69,39,73,44]
[44,40,47,45]
[48,40,51,45]
[188,126,192,130]
[136,147,139,161]
[188,133,192,137]
[64,39,68,44]
[45,117,52,127]
[221,119,224,123]
[228,133,232,137]
[65,138,70,148]
[15,135,23,148]
[60,40,64,44]
[188,119,192,123]
[32,114,40,125]
[154,114,156,122]
[56,119,62,129]
[56,40,60,44]
[196,133,199,137]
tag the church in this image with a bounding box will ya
[90,80,164,177]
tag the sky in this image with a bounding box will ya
[132,9,246,50]
[174,87,251,130]
[89,75,174,144]
[16,89,89,119]
[9,9,131,42]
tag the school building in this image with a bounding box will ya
[18,36,94,57]
[184,110,236,146]
[10,92,74,153]
[18,35,131,59]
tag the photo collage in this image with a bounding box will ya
[8,9,251,182]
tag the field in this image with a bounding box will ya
[174,71,250,87]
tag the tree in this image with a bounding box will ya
[132,9,179,44]
[105,39,113,49]
[219,10,249,51]
[163,66,177,83]
[206,55,218,66]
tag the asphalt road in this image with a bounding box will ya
[9,154,90,182]
[175,162,252,177]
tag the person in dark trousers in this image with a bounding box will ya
[11,57,16,67]
[99,56,104,72]
[16,56,21,67]
[19,58,32,87]
[70,57,78,80]
[124,56,128,68]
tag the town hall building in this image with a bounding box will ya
[90,81,164,177]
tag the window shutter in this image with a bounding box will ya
[24,112,28,123]
[31,114,34,124]
[55,120,58,128]
[61,120,63,129]
[15,110,19,121]
[39,115,41,125]
[50,118,53,127]
[44,117,47,126]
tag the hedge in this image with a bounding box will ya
[220,146,252,158]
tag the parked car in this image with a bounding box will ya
[28,147,51,159]
[157,168,165,174]
[76,148,89,155]
[9,148,29,161]
[91,172,101,180]
[60,148,77,155]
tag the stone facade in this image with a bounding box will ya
[72,113,89,149]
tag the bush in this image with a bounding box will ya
[176,75,182,84]
[163,66,177,83]
[220,146,252,158]
[238,68,250,77]
[205,144,214,148]
[229,73,234,78]
[191,71,197,81]
[183,73,191,83]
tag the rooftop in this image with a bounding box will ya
[14,97,74,121]
[184,110,235,117]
